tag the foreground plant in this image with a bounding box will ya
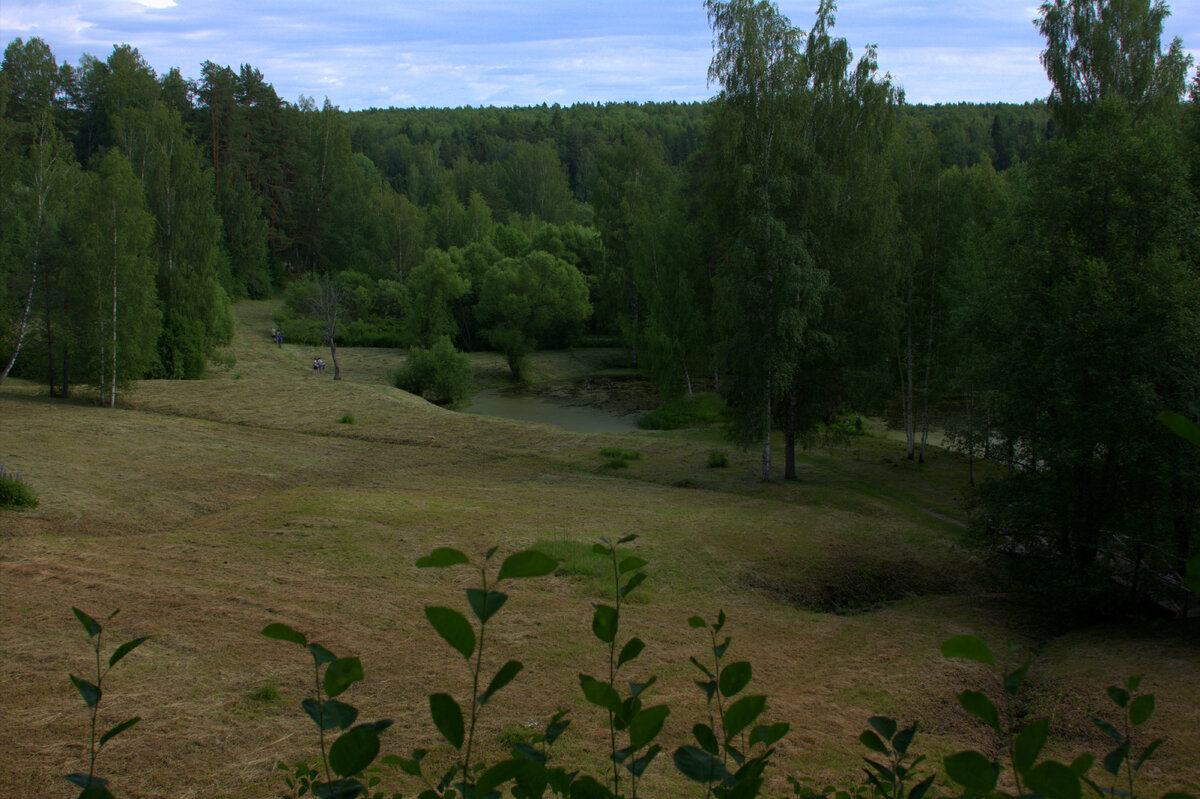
[262,623,393,799]
[65,608,148,799]
[389,545,557,798]
[675,610,789,798]
[578,535,669,798]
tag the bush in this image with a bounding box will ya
[637,393,725,430]
[706,449,729,468]
[0,466,37,509]
[393,336,474,406]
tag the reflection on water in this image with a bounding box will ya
[461,390,641,435]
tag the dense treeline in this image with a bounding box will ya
[1,1,1197,614]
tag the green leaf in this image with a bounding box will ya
[416,547,469,568]
[466,588,508,624]
[689,656,714,679]
[480,659,524,705]
[1070,753,1095,776]
[99,716,140,747]
[867,716,897,742]
[617,534,638,544]
[262,622,307,646]
[617,637,645,667]
[944,750,998,793]
[893,724,917,757]
[497,549,557,580]
[329,725,382,777]
[591,603,618,644]
[674,745,729,785]
[618,556,647,574]
[629,704,670,751]
[1004,655,1032,696]
[309,643,337,667]
[1092,717,1124,743]
[723,694,767,741]
[324,699,360,730]
[1185,554,1200,595]
[73,607,102,638]
[693,723,720,755]
[303,698,341,730]
[629,676,656,697]
[957,690,1002,733]
[1106,686,1130,708]
[1158,411,1200,447]
[324,657,364,698]
[1103,741,1130,776]
[940,635,995,665]
[108,636,149,669]
[1136,738,1163,769]
[719,661,752,698]
[64,773,108,789]
[859,730,888,755]
[1025,760,1081,799]
[1129,693,1154,725]
[592,543,609,557]
[750,722,789,748]
[687,616,707,628]
[476,758,526,796]
[910,773,936,799]
[1014,718,1050,774]
[425,606,476,660]
[70,675,101,708]
[619,571,647,598]
[579,674,621,714]
[429,693,465,750]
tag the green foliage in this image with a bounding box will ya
[706,449,730,469]
[599,447,639,470]
[399,545,557,798]
[64,608,147,799]
[393,335,474,406]
[339,413,355,425]
[476,249,591,381]
[637,393,725,430]
[675,609,789,798]
[0,465,37,508]
[261,622,393,799]
[579,535,667,798]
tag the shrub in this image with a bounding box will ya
[637,393,725,430]
[0,466,37,509]
[706,449,729,468]
[393,336,474,406]
[338,413,355,425]
[599,447,639,469]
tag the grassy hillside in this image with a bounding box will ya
[1,301,1197,798]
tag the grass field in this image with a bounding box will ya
[2,300,1197,798]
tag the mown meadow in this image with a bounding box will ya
[1,300,1198,798]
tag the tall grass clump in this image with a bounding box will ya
[0,465,37,509]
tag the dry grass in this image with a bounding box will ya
[1,300,1197,798]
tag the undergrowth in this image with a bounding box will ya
[63,542,1200,799]
[0,464,37,509]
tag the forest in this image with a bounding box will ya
[2,0,1199,626]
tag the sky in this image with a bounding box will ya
[1,1,1197,110]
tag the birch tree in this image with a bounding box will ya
[66,149,159,406]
